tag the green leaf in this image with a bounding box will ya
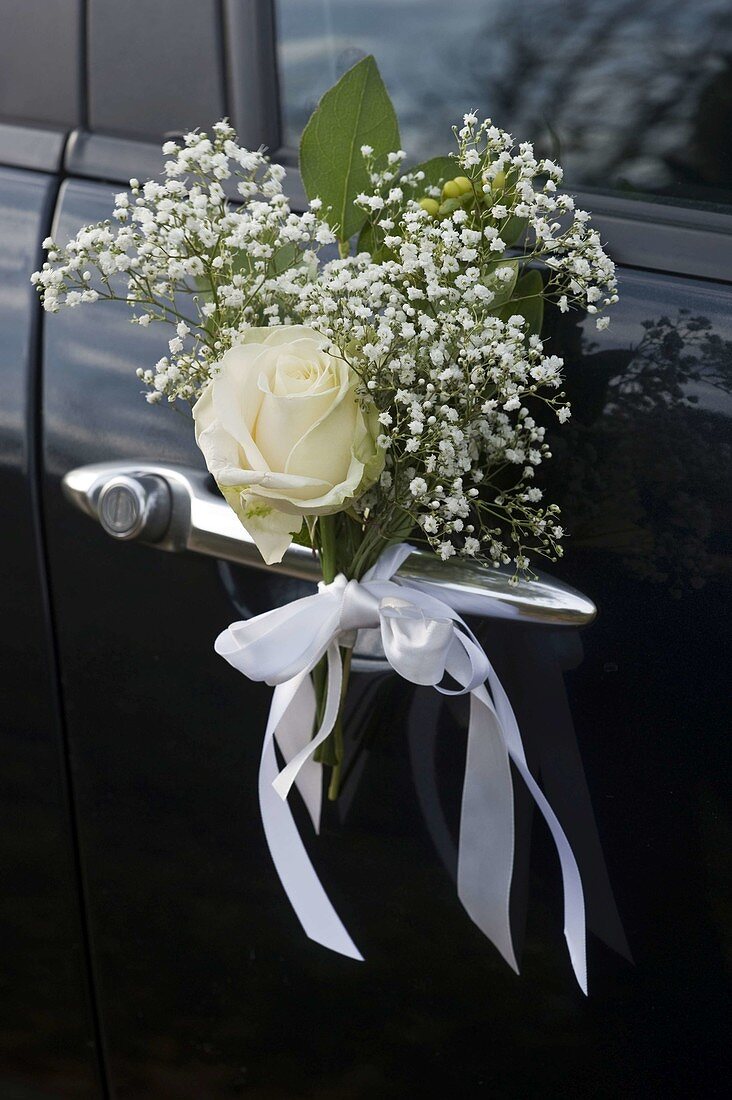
[291,523,314,550]
[357,155,455,258]
[300,56,400,244]
[356,218,399,262]
[483,258,519,309]
[498,269,545,335]
[271,241,300,275]
[229,240,300,278]
[408,155,455,194]
[356,219,380,258]
[500,214,528,247]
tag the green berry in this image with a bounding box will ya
[418,197,440,217]
[453,176,473,195]
[442,179,462,200]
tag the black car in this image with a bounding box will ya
[1,2,730,1096]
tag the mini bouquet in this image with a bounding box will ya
[34,58,617,989]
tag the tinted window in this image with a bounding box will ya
[275,0,732,208]
[88,0,225,141]
[0,0,82,128]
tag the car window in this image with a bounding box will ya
[0,0,82,128]
[275,0,732,209]
[87,0,225,140]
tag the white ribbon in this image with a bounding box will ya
[215,543,588,992]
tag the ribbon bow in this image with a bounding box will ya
[215,544,588,992]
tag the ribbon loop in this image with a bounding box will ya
[215,543,589,992]
[380,598,454,686]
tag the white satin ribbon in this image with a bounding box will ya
[215,543,588,992]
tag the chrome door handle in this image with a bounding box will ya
[62,461,596,627]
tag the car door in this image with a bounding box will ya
[0,2,104,1096]
[39,1,732,1097]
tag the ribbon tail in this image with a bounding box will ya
[458,691,518,974]
[271,642,342,802]
[258,681,363,961]
[484,670,588,995]
[272,674,322,834]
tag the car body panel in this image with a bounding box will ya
[0,167,101,1097]
[36,179,732,1096]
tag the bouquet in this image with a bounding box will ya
[33,58,617,989]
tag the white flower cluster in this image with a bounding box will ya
[295,115,617,568]
[32,115,617,573]
[32,121,332,403]
[301,250,566,567]
[361,113,618,326]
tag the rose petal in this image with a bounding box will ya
[192,325,383,565]
[221,486,303,564]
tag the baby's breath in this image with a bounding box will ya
[32,116,617,574]
[32,122,332,404]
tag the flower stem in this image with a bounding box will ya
[312,513,345,773]
[311,655,336,765]
[327,646,352,801]
[309,515,366,797]
[318,513,339,583]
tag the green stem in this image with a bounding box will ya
[310,514,356,788]
[318,513,339,583]
[312,513,341,768]
[327,647,352,802]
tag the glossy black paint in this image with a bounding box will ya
[0,169,100,1096]
[38,181,731,1096]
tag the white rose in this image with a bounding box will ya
[193,325,383,564]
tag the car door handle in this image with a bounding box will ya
[61,461,596,627]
